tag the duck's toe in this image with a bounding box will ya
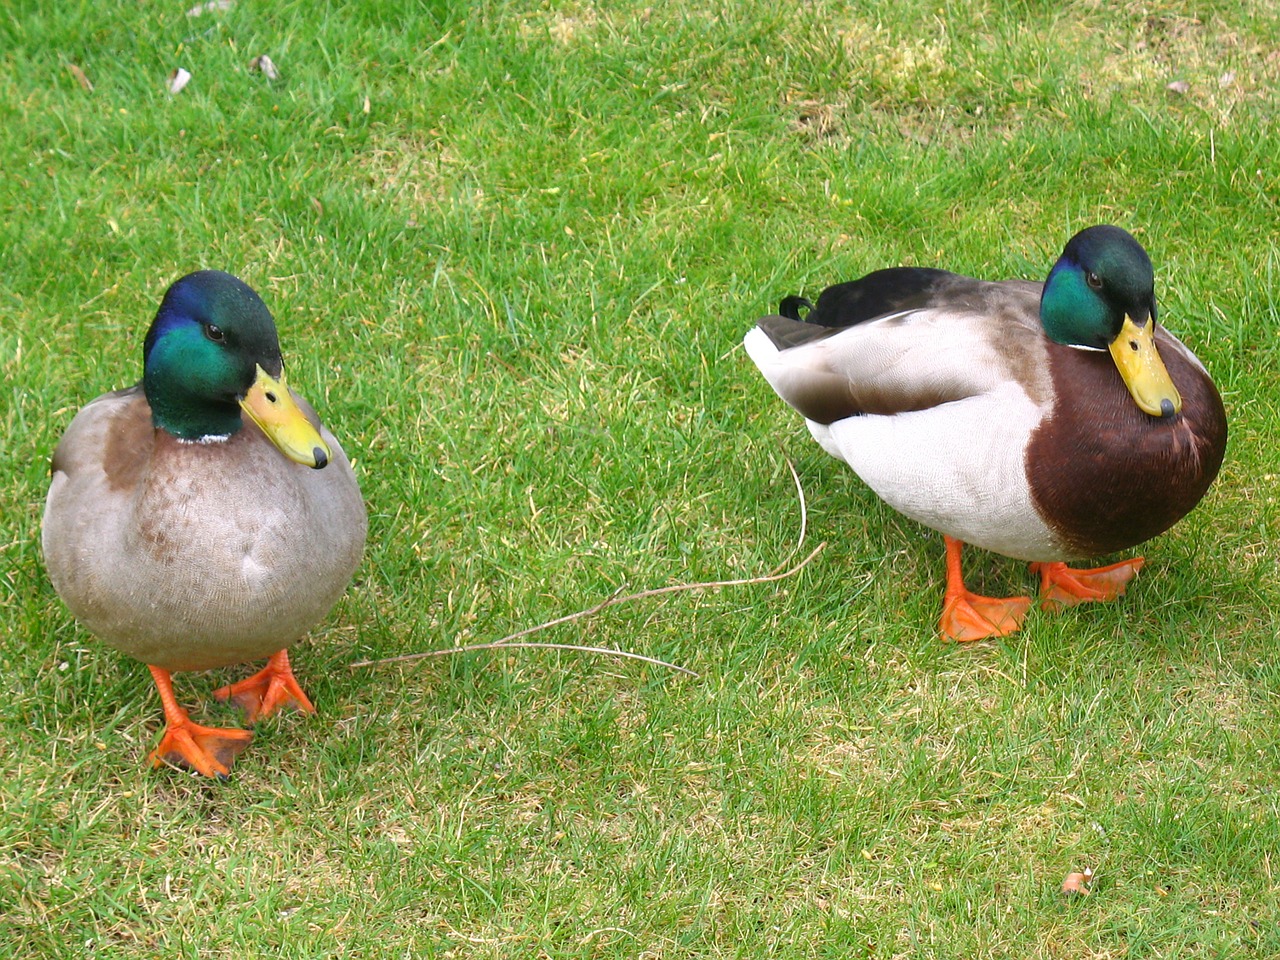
[1031,557,1145,612]
[940,590,1032,642]
[150,720,253,778]
[214,649,316,724]
[146,663,254,777]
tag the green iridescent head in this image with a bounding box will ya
[1039,226,1181,418]
[141,271,331,467]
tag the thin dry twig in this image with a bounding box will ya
[349,544,825,673]
[771,455,807,574]
[351,642,700,677]
[486,584,627,647]
[350,459,824,676]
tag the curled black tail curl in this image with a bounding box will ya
[778,295,813,320]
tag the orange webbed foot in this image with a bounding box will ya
[213,649,315,724]
[149,718,253,778]
[939,536,1031,642]
[941,590,1033,642]
[146,665,252,778]
[1030,557,1145,612]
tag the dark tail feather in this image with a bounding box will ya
[778,295,813,320]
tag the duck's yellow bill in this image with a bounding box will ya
[239,365,332,469]
[1108,316,1182,419]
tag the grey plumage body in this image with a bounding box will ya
[43,385,367,673]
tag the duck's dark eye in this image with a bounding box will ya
[204,323,227,344]
[1085,271,1103,290]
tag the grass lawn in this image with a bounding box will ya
[3,0,1280,956]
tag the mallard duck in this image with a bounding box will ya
[43,271,367,776]
[745,225,1227,642]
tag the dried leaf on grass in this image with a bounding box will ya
[186,0,233,16]
[65,63,93,92]
[249,55,279,80]
[167,68,192,96]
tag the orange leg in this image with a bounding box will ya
[147,665,252,778]
[939,536,1032,642]
[1029,557,1145,612]
[213,649,315,724]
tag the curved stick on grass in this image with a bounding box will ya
[770,455,807,575]
[349,545,825,675]
[352,642,701,677]
[350,461,825,676]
